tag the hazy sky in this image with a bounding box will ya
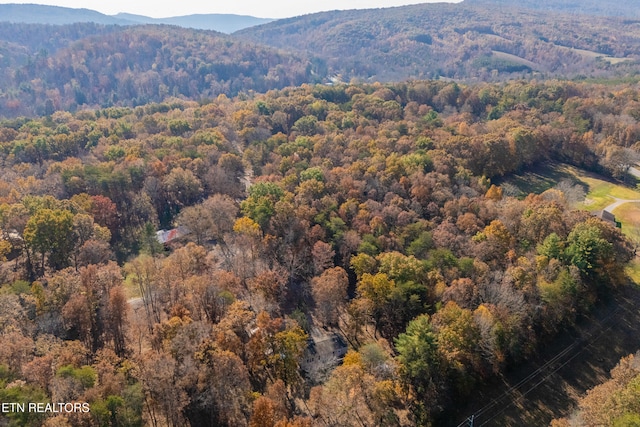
[0,0,463,19]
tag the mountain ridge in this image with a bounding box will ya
[0,3,272,33]
[462,0,640,18]
[112,12,274,34]
[235,2,640,81]
[0,3,133,25]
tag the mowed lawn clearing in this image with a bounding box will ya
[499,162,640,210]
[612,203,640,284]
[613,202,640,245]
[577,176,640,211]
[625,259,640,285]
[497,162,576,196]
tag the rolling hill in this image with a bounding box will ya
[235,2,640,81]
[0,23,319,117]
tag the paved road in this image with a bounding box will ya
[603,197,640,213]
[598,164,640,212]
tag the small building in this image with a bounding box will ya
[592,210,621,228]
[155,226,190,244]
[301,329,348,382]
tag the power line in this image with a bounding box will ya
[478,305,625,427]
[457,289,639,427]
[455,337,584,427]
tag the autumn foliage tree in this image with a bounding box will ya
[311,267,349,326]
[0,77,637,426]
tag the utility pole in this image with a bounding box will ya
[456,413,475,427]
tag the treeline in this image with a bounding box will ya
[465,0,640,18]
[0,79,636,426]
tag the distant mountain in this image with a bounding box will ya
[236,2,640,81]
[0,3,133,25]
[114,13,273,34]
[0,4,272,33]
[462,0,640,18]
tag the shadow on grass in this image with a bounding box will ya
[497,161,640,201]
[496,162,587,198]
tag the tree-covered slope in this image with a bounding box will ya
[236,3,640,81]
[0,23,319,117]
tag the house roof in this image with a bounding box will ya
[593,209,616,223]
[155,226,190,243]
[305,333,347,357]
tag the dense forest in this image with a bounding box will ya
[0,77,637,426]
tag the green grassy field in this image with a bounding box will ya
[577,176,640,210]
[499,162,640,210]
[502,163,640,284]
[614,202,640,286]
[625,260,640,285]
[613,202,640,244]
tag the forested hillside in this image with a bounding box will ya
[0,79,637,426]
[236,3,640,81]
[0,23,319,118]
[0,22,122,67]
